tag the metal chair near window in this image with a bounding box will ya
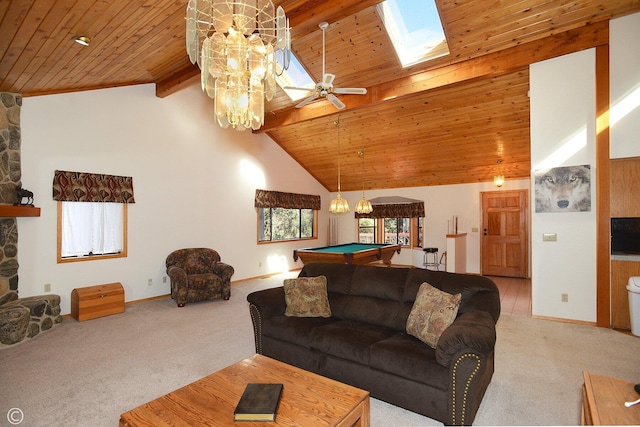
[423,247,439,271]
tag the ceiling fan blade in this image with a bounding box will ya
[327,93,346,110]
[295,94,319,108]
[334,87,368,95]
[323,73,335,86]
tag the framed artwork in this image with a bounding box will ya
[534,165,591,213]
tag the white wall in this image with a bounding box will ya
[331,178,530,274]
[15,11,639,320]
[19,83,329,315]
[610,12,640,159]
[530,49,597,322]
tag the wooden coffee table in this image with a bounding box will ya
[119,354,370,426]
[582,371,640,425]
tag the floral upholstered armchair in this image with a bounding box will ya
[165,248,234,307]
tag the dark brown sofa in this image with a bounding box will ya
[247,262,500,425]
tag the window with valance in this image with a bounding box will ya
[354,201,424,219]
[255,189,320,242]
[53,170,135,263]
[254,189,320,210]
[356,199,425,248]
[52,170,135,203]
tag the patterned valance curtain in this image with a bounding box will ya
[355,201,424,219]
[254,189,321,210]
[52,170,135,203]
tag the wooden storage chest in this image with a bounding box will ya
[71,282,125,321]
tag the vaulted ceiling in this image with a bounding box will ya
[2,1,639,191]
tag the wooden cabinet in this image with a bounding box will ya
[610,158,640,217]
[610,158,640,330]
[611,260,640,330]
[71,282,124,321]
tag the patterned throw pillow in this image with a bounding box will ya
[406,282,461,348]
[284,276,332,318]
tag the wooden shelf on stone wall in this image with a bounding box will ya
[0,205,41,217]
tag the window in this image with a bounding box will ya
[358,218,377,243]
[53,170,134,263]
[57,201,128,263]
[254,189,320,243]
[355,198,425,248]
[378,0,449,67]
[384,217,411,246]
[275,51,315,101]
[258,207,317,242]
[358,217,416,248]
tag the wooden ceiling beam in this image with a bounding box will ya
[155,64,200,98]
[257,19,609,133]
[281,0,382,39]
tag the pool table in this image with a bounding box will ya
[293,243,401,266]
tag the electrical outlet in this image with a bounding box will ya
[561,293,568,302]
[543,233,557,242]
[44,283,51,292]
[259,262,262,267]
[147,278,153,286]
[163,276,167,283]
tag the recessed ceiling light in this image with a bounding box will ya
[73,36,91,46]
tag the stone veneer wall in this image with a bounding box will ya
[0,93,21,296]
[0,93,62,348]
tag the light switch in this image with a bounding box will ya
[543,233,557,242]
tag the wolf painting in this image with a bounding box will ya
[535,165,591,213]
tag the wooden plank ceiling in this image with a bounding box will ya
[2,1,639,192]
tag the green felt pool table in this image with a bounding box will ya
[293,243,401,266]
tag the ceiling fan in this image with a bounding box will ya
[285,22,367,110]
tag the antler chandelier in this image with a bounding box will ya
[186,0,291,131]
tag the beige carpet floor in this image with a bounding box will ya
[1,272,639,426]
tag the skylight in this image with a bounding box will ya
[378,0,449,67]
[275,51,315,101]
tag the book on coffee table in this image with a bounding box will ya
[233,383,283,422]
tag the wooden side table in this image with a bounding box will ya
[582,371,640,425]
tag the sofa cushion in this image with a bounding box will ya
[284,276,331,318]
[406,282,461,348]
[299,263,357,295]
[263,316,338,348]
[338,295,407,331]
[370,333,449,389]
[403,269,500,321]
[310,320,397,365]
[350,266,409,300]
